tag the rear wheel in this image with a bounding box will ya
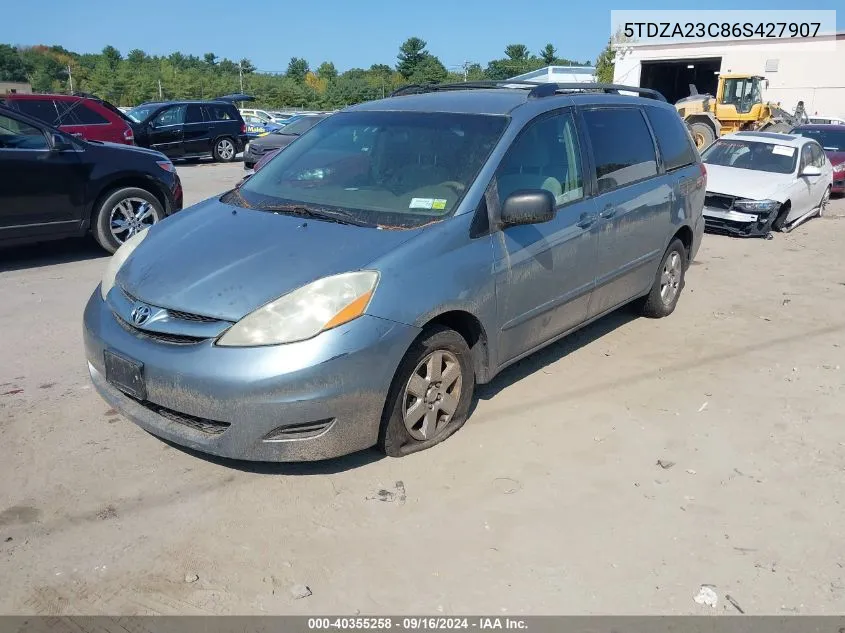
[213,137,236,162]
[688,122,716,149]
[637,239,687,318]
[92,187,163,254]
[379,326,475,457]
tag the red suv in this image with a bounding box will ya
[2,93,135,145]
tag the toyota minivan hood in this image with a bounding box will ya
[116,197,422,321]
[703,163,793,201]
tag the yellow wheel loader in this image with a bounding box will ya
[675,74,801,149]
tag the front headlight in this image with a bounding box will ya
[100,228,149,300]
[833,162,845,173]
[217,271,379,347]
[245,142,251,153]
[733,199,780,214]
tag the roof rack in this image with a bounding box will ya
[391,81,667,102]
[72,91,103,101]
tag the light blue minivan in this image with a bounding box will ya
[84,82,706,461]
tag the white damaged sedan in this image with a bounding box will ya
[701,132,832,237]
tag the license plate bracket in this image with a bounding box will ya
[104,350,146,400]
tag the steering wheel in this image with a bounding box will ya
[440,181,466,194]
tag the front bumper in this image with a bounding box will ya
[833,175,845,194]
[703,206,776,237]
[243,144,268,168]
[83,291,420,461]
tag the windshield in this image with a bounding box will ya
[236,110,508,228]
[276,116,322,135]
[790,127,845,152]
[127,105,158,123]
[702,139,797,174]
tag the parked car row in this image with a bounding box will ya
[2,81,837,465]
[0,103,182,254]
[243,113,329,168]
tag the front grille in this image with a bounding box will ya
[263,419,334,441]
[114,313,206,345]
[144,402,230,435]
[168,309,219,323]
[704,193,735,210]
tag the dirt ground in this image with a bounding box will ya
[1,161,844,615]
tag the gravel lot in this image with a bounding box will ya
[1,161,844,615]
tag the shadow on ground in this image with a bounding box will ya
[0,237,108,273]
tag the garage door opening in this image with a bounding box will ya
[640,58,721,104]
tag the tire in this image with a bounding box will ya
[818,186,831,217]
[378,326,475,457]
[772,202,791,231]
[637,239,687,318]
[212,137,237,162]
[688,122,716,149]
[92,187,164,254]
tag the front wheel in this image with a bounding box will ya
[92,187,163,254]
[688,122,716,149]
[637,239,687,318]
[379,326,475,457]
[818,186,831,217]
[213,137,237,162]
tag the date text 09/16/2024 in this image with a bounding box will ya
[307,617,528,630]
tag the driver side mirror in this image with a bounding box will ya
[800,165,821,177]
[500,190,556,227]
[50,133,73,152]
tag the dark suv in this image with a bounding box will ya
[127,100,248,162]
[3,93,136,145]
[0,104,182,253]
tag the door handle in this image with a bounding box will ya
[577,212,597,228]
[600,205,616,219]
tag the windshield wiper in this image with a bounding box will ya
[262,203,370,227]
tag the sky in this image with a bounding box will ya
[2,0,842,72]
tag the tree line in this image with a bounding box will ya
[0,38,593,109]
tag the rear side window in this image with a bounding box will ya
[185,105,205,123]
[72,103,109,125]
[645,106,697,171]
[12,99,61,126]
[207,105,234,121]
[583,108,658,192]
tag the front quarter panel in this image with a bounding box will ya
[365,212,498,379]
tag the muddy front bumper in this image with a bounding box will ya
[83,290,420,461]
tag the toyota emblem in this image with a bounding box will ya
[131,304,152,326]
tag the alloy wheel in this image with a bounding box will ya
[217,139,235,160]
[110,197,157,243]
[402,350,463,441]
[660,251,682,305]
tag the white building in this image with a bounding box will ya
[508,65,596,84]
[613,32,845,117]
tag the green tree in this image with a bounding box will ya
[409,55,447,84]
[504,44,529,61]
[286,57,309,82]
[0,44,27,81]
[465,63,484,81]
[396,37,428,79]
[101,45,121,69]
[126,49,147,65]
[239,58,256,74]
[204,52,217,66]
[539,44,557,65]
[316,61,337,80]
